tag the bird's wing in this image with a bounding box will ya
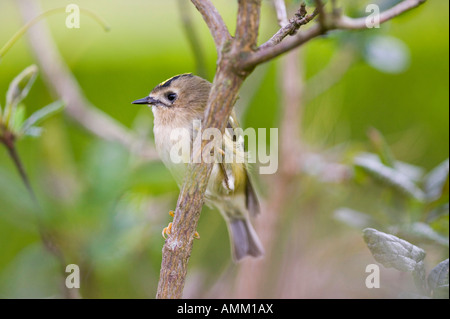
[218,110,260,216]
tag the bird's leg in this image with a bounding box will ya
[162,210,200,239]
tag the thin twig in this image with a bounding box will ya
[0,133,36,202]
[190,0,231,52]
[240,0,427,69]
[273,0,289,27]
[315,0,326,31]
[336,0,427,29]
[0,7,109,60]
[260,5,319,49]
[0,132,79,298]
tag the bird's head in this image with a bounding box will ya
[132,74,211,124]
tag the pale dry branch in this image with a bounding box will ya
[190,0,231,52]
[16,0,158,161]
[273,0,289,27]
[235,48,305,298]
[336,0,426,29]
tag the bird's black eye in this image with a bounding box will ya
[167,92,177,102]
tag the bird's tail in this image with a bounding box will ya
[228,217,264,262]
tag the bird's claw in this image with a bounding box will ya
[162,211,200,240]
[162,222,172,239]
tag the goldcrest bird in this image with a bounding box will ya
[132,73,264,261]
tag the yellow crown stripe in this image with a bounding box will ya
[158,73,193,88]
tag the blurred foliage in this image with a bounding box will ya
[335,128,448,298]
[0,65,65,139]
[0,0,448,298]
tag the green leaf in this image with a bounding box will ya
[23,126,43,138]
[10,104,26,135]
[424,159,449,202]
[21,100,65,135]
[394,161,424,183]
[5,65,38,109]
[355,153,425,201]
[3,65,38,129]
[363,228,426,272]
[427,259,449,299]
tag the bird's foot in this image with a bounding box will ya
[162,222,172,239]
[162,211,200,239]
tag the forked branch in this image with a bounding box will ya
[157,0,426,299]
[157,0,262,299]
[240,0,427,69]
[260,3,318,49]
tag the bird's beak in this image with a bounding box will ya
[131,96,158,105]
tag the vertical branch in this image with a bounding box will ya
[157,0,262,299]
[314,0,326,30]
[234,48,305,299]
[156,69,244,299]
[273,0,289,27]
[235,0,262,51]
[233,0,305,298]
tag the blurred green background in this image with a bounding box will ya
[0,0,448,298]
